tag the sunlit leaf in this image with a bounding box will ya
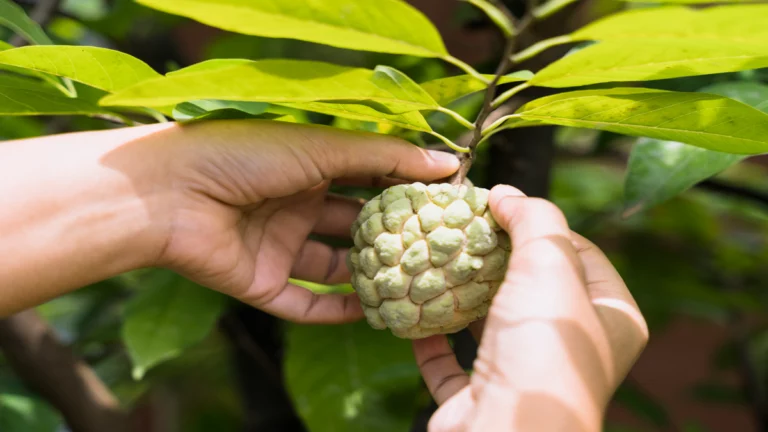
[0,40,11,51]
[121,271,226,380]
[0,74,107,116]
[278,101,433,132]
[623,81,768,215]
[167,58,251,76]
[572,4,768,44]
[420,70,533,105]
[136,0,448,58]
[530,39,768,88]
[490,87,768,154]
[534,0,579,20]
[284,321,424,432]
[0,0,53,45]
[0,46,161,92]
[101,60,439,114]
[465,0,514,36]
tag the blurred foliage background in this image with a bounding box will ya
[2,1,768,432]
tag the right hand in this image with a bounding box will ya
[413,185,649,432]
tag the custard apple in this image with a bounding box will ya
[346,182,511,339]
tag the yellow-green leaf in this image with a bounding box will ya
[167,58,251,76]
[0,41,11,51]
[490,88,768,154]
[420,71,533,106]
[465,0,514,36]
[0,74,107,116]
[0,45,161,93]
[0,0,53,45]
[279,101,433,132]
[136,0,447,58]
[100,60,438,113]
[530,39,768,88]
[573,4,768,44]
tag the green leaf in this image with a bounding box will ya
[0,46,161,92]
[172,99,269,121]
[100,60,439,113]
[530,39,768,88]
[284,321,424,432]
[0,41,12,51]
[167,58,251,76]
[533,0,579,20]
[0,74,108,116]
[420,71,533,106]
[623,81,768,214]
[121,271,226,380]
[0,393,61,432]
[573,4,768,45]
[623,139,744,216]
[0,0,53,45]
[136,0,447,58]
[279,101,433,132]
[464,0,514,36]
[613,381,670,428]
[490,87,768,154]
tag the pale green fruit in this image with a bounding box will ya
[347,183,511,339]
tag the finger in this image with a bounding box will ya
[412,335,469,405]
[291,240,350,284]
[258,284,364,324]
[572,232,649,376]
[281,122,460,182]
[488,185,588,321]
[428,386,474,432]
[468,319,486,343]
[313,195,362,238]
[332,176,410,188]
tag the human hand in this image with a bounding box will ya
[412,185,649,432]
[151,120,459,324]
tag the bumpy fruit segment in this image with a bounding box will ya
[346,183,510,339]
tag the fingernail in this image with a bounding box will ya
[427,150,460,168]
[492,184,526,197]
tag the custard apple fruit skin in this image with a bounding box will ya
[346,182,511,339]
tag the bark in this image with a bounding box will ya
[0,310,130,432]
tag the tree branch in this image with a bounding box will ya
[0,310,130,432]
[448,0,535,186]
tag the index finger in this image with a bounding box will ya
[487,185,588,321]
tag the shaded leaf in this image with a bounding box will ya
[0,74,107,116]
[0,45,161,92]
[136,0,447,58]
[420,70,532,105]
[613,381,670,427]
[623,81,768,214]
[172,99,269,121]
[284,320,424,432]
[572,4,768,45]
[100,60,439,113]
[121,270,226,380]
[491,87,768,154]
[0,393,61,432]
[0,0,53,45]
[465,0,514,36]
[624,139,744,216]
[530,39,768,88]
